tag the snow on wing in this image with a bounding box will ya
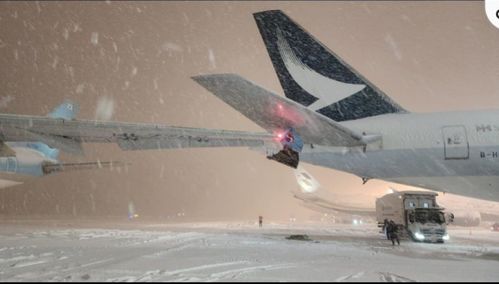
[192,74,365,147]
[0,114,275,152]
[1,73,365,153]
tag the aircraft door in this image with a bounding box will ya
[442,126,469,160]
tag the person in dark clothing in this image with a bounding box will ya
[386,221,393,241]
[259,216,263,228]
[387,220,400,246]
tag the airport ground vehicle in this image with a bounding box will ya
[376,191,450,243]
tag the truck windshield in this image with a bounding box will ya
[415,210,445,224]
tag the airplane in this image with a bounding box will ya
[251,10,499,202]
[0,101,125,189]
[1,10,499,204]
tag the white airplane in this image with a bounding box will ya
[1,10,499,204]
[0,101,125,188]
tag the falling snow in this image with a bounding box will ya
[208,49,216,69]
[384,33,402,61]
[91,32,99,46]
[161,42,183,57]
[51,56,59,69]
[0,96,14,109]
[62,28,69,40]
[75,83,85,94]
[153,78,158,90]
[94,96,115,121]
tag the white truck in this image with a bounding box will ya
[376,191,451,243]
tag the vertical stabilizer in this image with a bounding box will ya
[253,10,406,121]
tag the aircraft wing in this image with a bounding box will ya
[192,74,365,147]
[0,114,277,154]
[0,74,365,154]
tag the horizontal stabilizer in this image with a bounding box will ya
[41,161,127,175]
[192,74,365,147]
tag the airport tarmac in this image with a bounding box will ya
[0,219,498,282]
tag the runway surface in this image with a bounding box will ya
[0,219,498,282]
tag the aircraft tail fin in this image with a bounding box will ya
[48,100,79,120]
[253,10,406,121]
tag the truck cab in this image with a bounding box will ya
[407,207,448,242]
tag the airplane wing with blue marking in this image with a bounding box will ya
[0,113,277,153]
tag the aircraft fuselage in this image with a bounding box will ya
[299,110,499,202]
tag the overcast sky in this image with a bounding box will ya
[0,1,498,220]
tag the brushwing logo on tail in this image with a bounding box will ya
[276,29,366,111]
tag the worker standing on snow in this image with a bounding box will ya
[387,220,400,246]
[259,216,263,228]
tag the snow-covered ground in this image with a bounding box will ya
[0,220,498,282]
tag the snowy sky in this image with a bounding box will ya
[0,1,498,220]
